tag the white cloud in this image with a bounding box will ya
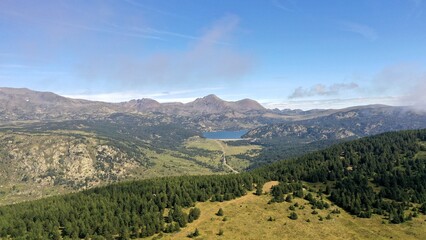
[271,0,296,11]
[262,96,401,110]
[62,87,223,103]
[289,82,359,99]
[59,22,164,41]
[123,0,183,18]
[373,64,426,111]
[77,14,253,87]
[0,64,32,69]
[341,21,378,41]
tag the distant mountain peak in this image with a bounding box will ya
[135,98,160,104]
[186,94,266,113]
[124,98,161,110]
[204,94,221,99]
[235,98,266,111]
[194,94,223,103]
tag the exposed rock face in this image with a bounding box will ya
[334,111,358,119]
[0,132,144,189]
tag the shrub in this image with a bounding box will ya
[289,212,298,220]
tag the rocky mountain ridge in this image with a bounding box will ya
[245,105,426,141]
[0,88,269,121]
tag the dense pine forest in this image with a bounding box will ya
[1,129,426,239]
[255,129,426,222]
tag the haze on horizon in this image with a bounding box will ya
[0,0,426,110]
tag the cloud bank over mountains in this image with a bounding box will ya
[289,82,359,99]
[374,64,426,111]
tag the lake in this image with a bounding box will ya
[202,130,248,140]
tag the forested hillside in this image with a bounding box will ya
[254,129,426,222]
[0,174,255,239]
[0,129,426,239]
[242,106,426,169]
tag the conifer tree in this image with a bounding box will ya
[188,207,201,223]
[255,183,263,196]
[216,208,224,216]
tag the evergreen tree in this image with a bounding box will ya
[255,182,263,196]
[118,226,130,240]
[216,208,224,216]
[187,228,200,238]
[188,207,201,223]
[193,228,200,237]
[420,203,426,214]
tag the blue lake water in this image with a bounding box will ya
[202,130,248,140]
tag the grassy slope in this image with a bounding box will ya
[131,148,215,178]
[0,182,69,206]
[156,182,426,240]
[185,137,261,172]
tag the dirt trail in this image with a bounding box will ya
[214,140,238,173]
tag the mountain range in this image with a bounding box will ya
[245,104,426,141]
[0,87,387,123]
[3,87,425,128]
[2,87,426,206]
[0,88,268,121]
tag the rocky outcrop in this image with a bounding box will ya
[0,132,146,189]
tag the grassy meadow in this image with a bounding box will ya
[154,181,426,240]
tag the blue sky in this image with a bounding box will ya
[1,0,425,109]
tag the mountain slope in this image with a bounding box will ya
[186,94,266,114]
[254,129,426,216]
[245,105,426,141]
[0,115,213,205]
[1,129,425,239]
[242,105,426,167]
[0,114,262,205]
[161,182,426,240]
[0,88,269,122]
[0,87,120,120]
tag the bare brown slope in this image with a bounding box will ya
[0,88,118,120]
